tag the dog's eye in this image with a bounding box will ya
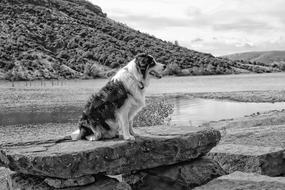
[148,58,155,67]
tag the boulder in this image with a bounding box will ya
[0,126,220,179]
[10,173,131,190]
[203,110,285,177]
[44,175,95,188]
[194,171,285,190]
[123,157,227,190]
[208,144,285,176]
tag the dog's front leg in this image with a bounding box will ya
[118,113,135,141]
[128,105,143,136]
[129,120,136,136]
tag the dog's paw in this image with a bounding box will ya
[123,135,135,141]
[130,128,140,137]
[86,135,99,141]
[130,130,139,136]
[70,129,80,140]
[131,132,140,137]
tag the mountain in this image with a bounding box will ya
[222,51,285,71]
[0,0,281,81]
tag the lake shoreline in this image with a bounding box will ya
[155,90,285,103]
[1,73,285,110]
[1,90,285,111]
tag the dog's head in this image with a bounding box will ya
[135,53,166,79]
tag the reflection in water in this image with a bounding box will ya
[0,106,82,126]
[168,97,285,126]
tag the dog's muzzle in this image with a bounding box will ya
[150,65,166,79]
[150,70,162,78]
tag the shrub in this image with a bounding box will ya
[133,97,174,127]
[280,63,285,71]
[165,62,181,75]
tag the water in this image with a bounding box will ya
[0,105,82,126]
[1,97,285,126]
[168,97,285,126]
[1,97,285,144]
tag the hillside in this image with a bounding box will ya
[223,51,285,71]
[0,0,281,81]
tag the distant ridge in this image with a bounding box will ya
[222,51,285,71]
[0,0,281,80]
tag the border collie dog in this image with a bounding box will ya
[72,54,166,141]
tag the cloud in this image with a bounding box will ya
[182,40,257,56]
[114,13,214,30]
[115,15,191,29]
[91,0,285,55]
[182,37,285,56]
[186,6,202,17]
[213,19,273,32]
[191,38,204,43]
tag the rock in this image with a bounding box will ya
[204,111,285,177]
[219,124,285,147]
[10,173,131,190]
[202,110,285,133]
[44,175,95,188]
[194,171,285,190]
[123,157,227,190]
[0,126,220,178]
[208,144,285,176]
[0,167,13,190]
[206,123,285,176]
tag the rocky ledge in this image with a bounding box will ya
[205,111,285,176]
[194,171,285,190]
[0,125,220,179]
[123,157,227,190]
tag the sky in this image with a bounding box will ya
[91,0,285,56]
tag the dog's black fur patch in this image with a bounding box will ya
[77,80,130,140]
[135,54,156,79]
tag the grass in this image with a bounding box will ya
[191,90,285,103]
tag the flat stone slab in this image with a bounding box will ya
[221,124,285,147]
[0,125,220,179]
[204,111,285,176]
[208,144,285,176]
[123,157,226,190]
[194,171,285,190]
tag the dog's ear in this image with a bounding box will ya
[135,54,154,79]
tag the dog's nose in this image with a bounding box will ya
[163,65,166,69]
